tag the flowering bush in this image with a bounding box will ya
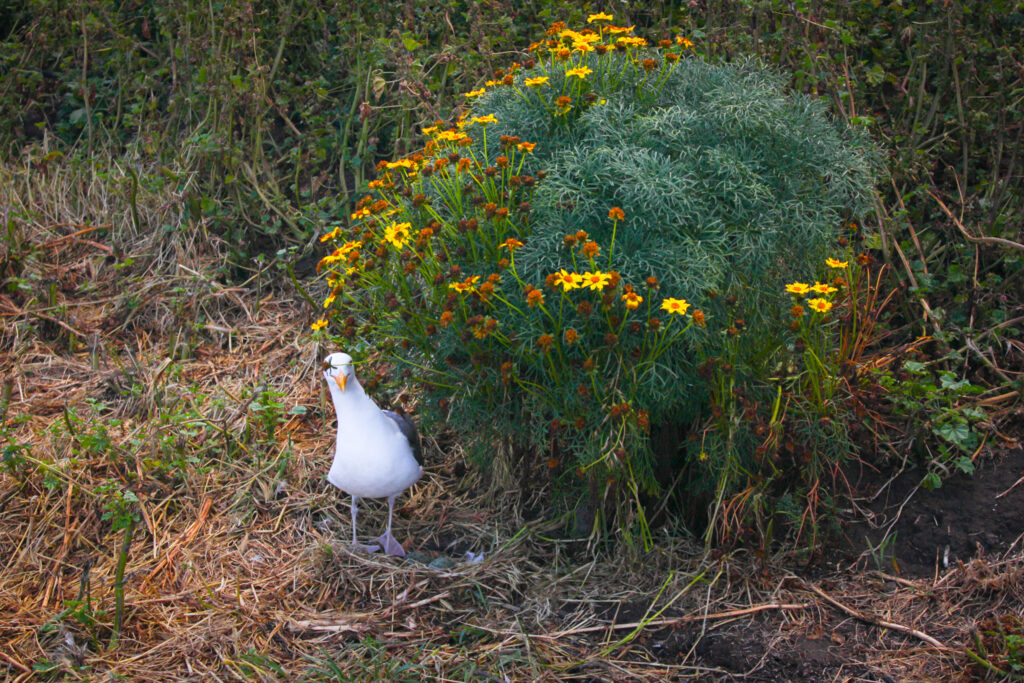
[314,15,877,548]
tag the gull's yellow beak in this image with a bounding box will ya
[334,373,347,392]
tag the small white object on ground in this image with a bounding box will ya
[322,352,422,556]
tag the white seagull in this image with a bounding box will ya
[322,352,422,556]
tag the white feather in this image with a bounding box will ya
[323,353,422,499]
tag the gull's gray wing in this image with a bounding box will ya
[383,409,422,465]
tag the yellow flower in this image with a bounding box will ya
[449,275,481,293]
[622,291,643,310]
[338,240,362,257]
[470,114,498,125]
[422,125,439,135]
[808,297,833,313]
[616,36,648,47]
[811,282,838,294]
[581,270,611,291]
[784,282,811,295]
[382,222,412,248]
[566,66,593,79]
[311,319,328,331]
[675,36,694,48]
[552,269,583,291]
[463,88,486,98]
[525,76,549,87]
[323,293,336,308]
[319,227,342,242]
[661,298,690,315]
[517,141,537,153]
[500,238,524,251]
[825,257,849,269]
[587,12,613,23]
[436,130,469,143]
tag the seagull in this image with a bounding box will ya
[322,352,422,556]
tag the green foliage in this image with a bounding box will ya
[318,19,877,547]
[875,359,987,489]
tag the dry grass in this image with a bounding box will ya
[2,199,1023,681]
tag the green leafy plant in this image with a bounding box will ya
[875,359,986,489]
[317,15,877,548]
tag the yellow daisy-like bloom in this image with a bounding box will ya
[616,36,647,47]
[676,36,694,48]
[566,66,593,79]
[525,76,549,87]
[311,318,328,331]
[382,222,412,249]
[449,275,481,293]
[581,270,612,291]
[587,12,613,23]
[825,257,849,269]
[319,227,342,243]
[661,298,690,315]
[811,282,838,294]
[323,293,337,308]
[350,206,371,221]
[338,240,362,258]
[421,125,439,135]
[470,114,498,126]
[622,291,643,310]
[500,238,524,251]
[606,25,635,35]
[385,158,417,171]
[552,269,583,291]
[463,88,486,98]
[808,297,833,313]
[517,141,537,153]
[784,282,811,295]
[436,130,468,143]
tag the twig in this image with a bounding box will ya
[929,190,1024,251]
[803,582,948,650]
[0,651,30,673]
[995,474,1024,500]
[533,602,809,640]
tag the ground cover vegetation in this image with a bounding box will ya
[2,0,1022,680]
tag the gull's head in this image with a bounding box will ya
[322,352,355,392]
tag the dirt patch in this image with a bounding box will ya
[844,449,1024,577]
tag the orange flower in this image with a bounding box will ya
[500,238,524,251]
[537,334,554,351]
[622,291,643,310]
[564,328,579,345]
[526,289,545,308]
[581,241,600,259]
[517,141,536,153]
[608,206,625,221]
[439,311,454,327]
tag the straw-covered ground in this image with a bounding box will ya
[2,233,1023,681]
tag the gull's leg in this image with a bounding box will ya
[350,495,380,553]
[371,494,406,556]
